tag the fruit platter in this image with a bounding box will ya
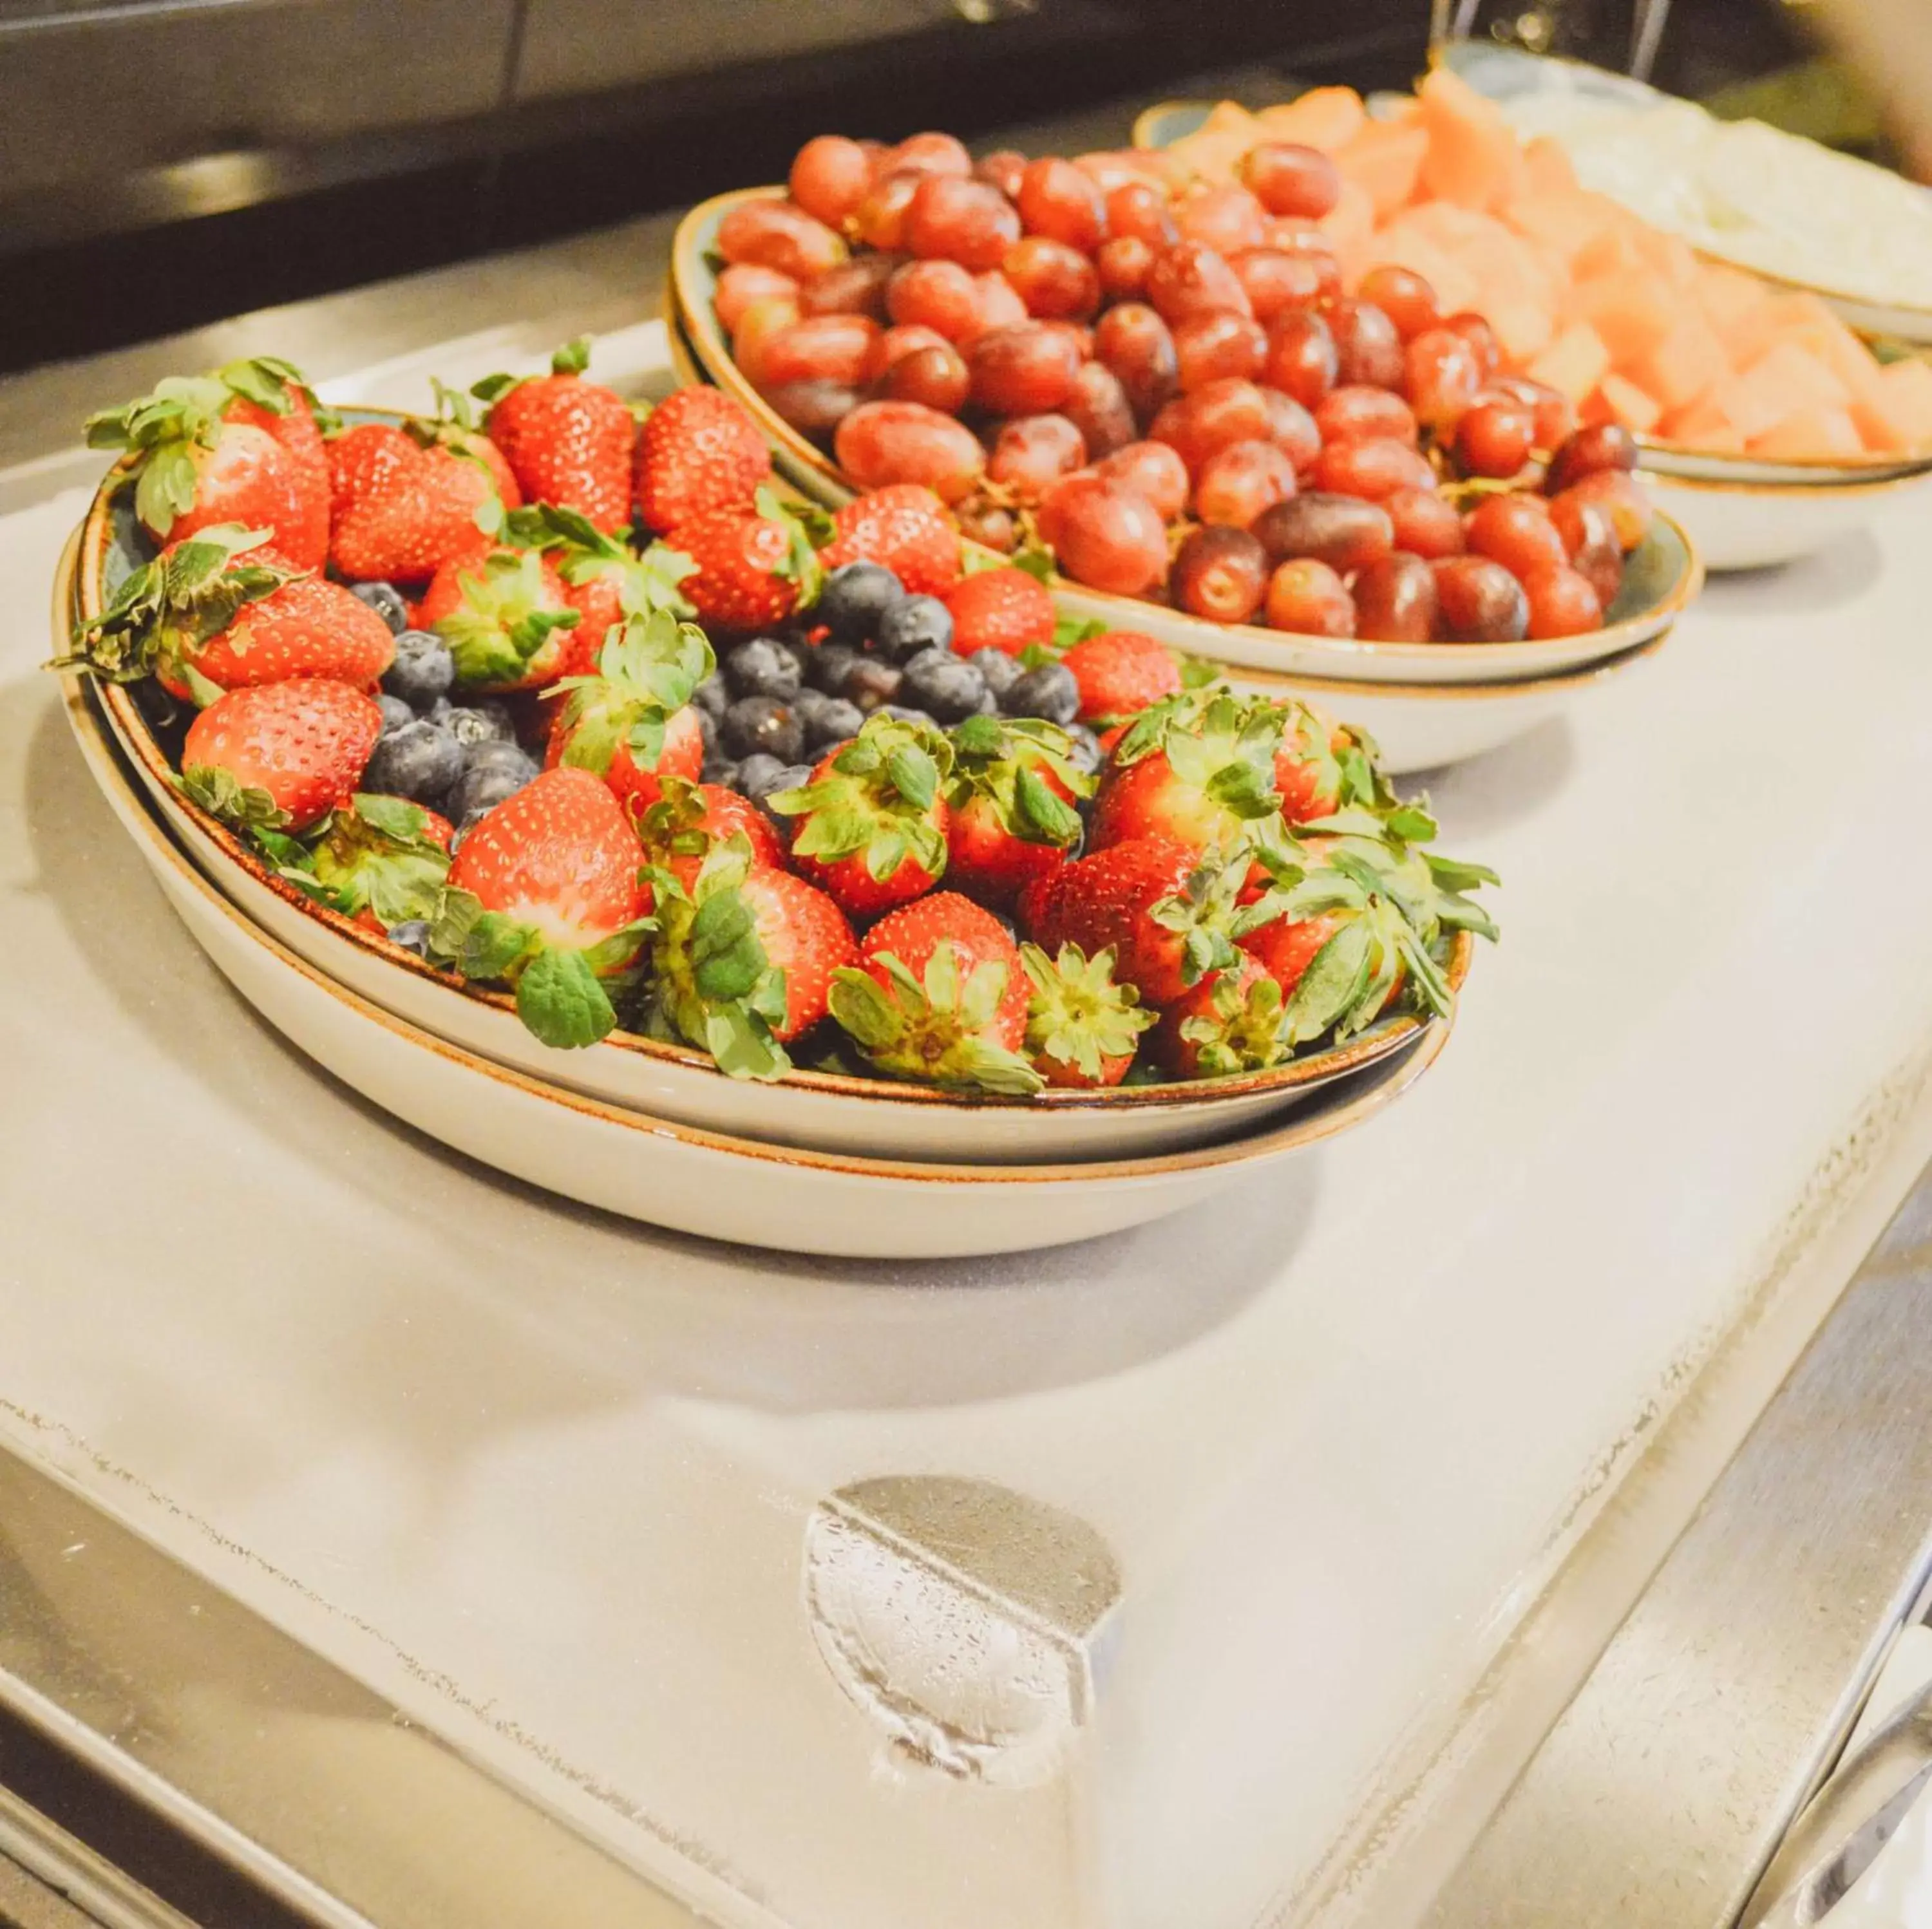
[54,345,1492,1242]
[667,126,1704,671]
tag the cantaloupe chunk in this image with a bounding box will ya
[1335,120,1429,218]
[1870,356,1932,449]
[1528,321,1613,404]
[1522,135,1579,197]
[1586,374,1665,434]
[1321,178,1378,274]
[1628,315,1732,414]
[1659,397,1748,452]
[1750,405,1863,460]
[1416,67,1526,212]
[1362,226,1481,316]
[1631,226,1701,290]
[1488,297,1557,362]
[1739,339,1853,412]
[1570,220,1652,288]
[1569,273,1676,364]
[1255,87,1368,153]
[1692,265,1774,344]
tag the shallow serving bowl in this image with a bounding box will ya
[63,512,1464,1167]
[667,192,1703,682]
[61,670,1452,1259]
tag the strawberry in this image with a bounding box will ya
[1059,629,1183,723]
[1019,941,1153,1087]
[437,766,651,1048]
[545,607,714,817]
[942,564,1056,657]
[669,487,822,633]
[417,547,583,692]
[646,834,858,1078]
[634,386,772,534]
[1018,835,1247,1008]
[87,357,330,569]
[770,713,952,920]
[474,339,636,534]
[1238,908,1340,1001]
[1089,690,1291,858]
[506,504,697,677]
[179,679,383,832]
[943,713,1091,911]
[828,892,1040,1092]
[636,777,784,889]
[1151,955,1292,1079]
[67,524,394,701]
[327,422,415,520]
[259,793,453,933]
[330,426,516,586]
[819,484,962,597]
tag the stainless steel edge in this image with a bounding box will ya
[0,1782,200,1929]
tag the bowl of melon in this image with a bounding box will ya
[1139,70,1932,570]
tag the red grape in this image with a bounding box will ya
[1240,143,1342,220]
[1145,243,1253,325]
[878,323,951,364]
[790,136,875,228]
[1265,558,1356,635]
[1315,435,1434,502]
[1456,400,1536,479]
[1328,299,1404,389]
[1385,485,1464,560]
[882,132,972,178]
[1432,556,1530,641]
[1548,494,1622,604]
[969,323,1083,415]
[1489,375,1577,452]
[886,259,981,341]
[1074,151,1157,196]
[716,263,799,336]
[1045,476,1170,595]
[854,172,925,251]
[1316,385,1419,447]
[1176,183,1268,255]
[974,149,1028,199]
[1106,182,1179,249]
[1265,228,1343,297]
[1353,553,1439,642]
[1546,422,1640,494]
[957,499,1018,552]
[1444,312,1501,375]
[1355,265,1441,341]
[800,255,898,321]
[1464,494,1568,579]
[904,176,1022,273]
[1174,377,1273,468]
[754,314,882,390]
[974,272,1029,334]
[1263,310,1339,410]
[1171,526,1269,623]
[1229,247,1327,325]
[989,413,1089,496]
[766,381,862,439]
[730,296,803,387]
[1404,328,1484,433]
[1173,309,1268,391]
[835,400,987,501]
[1564,470,1652,551]
[1097,236,1156,301]
[1064,361,1137,459]
[1017,157,1107,252]
[718,199,847,281]
[1094,440,1190,520]
[1094,303,1179,420]
[1259,387,1321,475]
[1254,493,1394,572]
[1004,236,1102,320]
[1194,438,1297,529]
[1520,563,1604,639]
[883,343,971,413]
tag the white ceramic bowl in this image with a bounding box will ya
[61,671,1452,1258]
[666,197,1703,686]
[63,516,1463,1166]
[1643,465,1932,572]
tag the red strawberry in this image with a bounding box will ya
[668,486,820,632]
[1089,690,1291,858]
[1019,834,1245,1008]
[180,679,383,831]
[771,713,952,920]
[647,836,858,1076]
[475,340,635,533]
[88,357,330,569]
[506,504,698,677]
[819,484,962,597]
[1059,629,1183,723]
[417,547,583,692]
[1240,908,1343,997]
[544,607,713,815]
[943,565,1056,657]
[637,777,784,888]
[943,714,1091,912]
[828,891,1039,1091]
[330,434,516,586]
[327,422,415,520]
[1019,942,1153,1088]
[1151,955,1292,1080]
[634,386,772,534]
[302,793,453,932]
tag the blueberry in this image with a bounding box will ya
[462,739,540,784]
[902,647,991,724]
[1065,722,1104,779]
[350,581,411,636]
[771,630,816,678]
[450,758,536,822]
[722,695,804,765]
[724,636,803,702]
[743,759,813,832]
[695,705,718,756]
[691,673,729,722]
[431,699,516,746]
[362,721,464,805]
[817,561,904,643]
[387,918,431,958]
[1007,661,1081,726]
[803,695,864,752]
[382,629,455,709]
[735,753,790,802]
[839,656,904,711]
[703,755,741,789]
[808,641,860,695]
[875,595,954,663]
[971,647,1024,706]
[377,693,415,735]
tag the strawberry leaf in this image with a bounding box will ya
[176,764,289,831]
[1281,917,1374,1044]
[702,1003,791,1082]
[1012,764,1080,845]
[885,744,937,811]
[551,337,592,376]
[828,968,902,1051]
[689,889,767,1002]
[515,946,617,1049]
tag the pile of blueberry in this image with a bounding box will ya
[350,583,540,840]
[697,561,1095,812]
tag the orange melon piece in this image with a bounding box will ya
[1693,265,1774,346]
[1585,374,1665,434]
[1739,338,1853,412]
[1522,135,1580,197]
[1631,226,1701,290]
[1488,297,1557,364]
[1569,272,1676,364]
[1502,190,1616,267]
[1571,220,1652,288]
[1627,315,1732,414]
[1363,228,1481,317]
[1528,321,1613,404]
[1255,87,1368,154]
[1416,67,1526,212]
[1335,119,1430,218]
[1321,178,1378,273]
[1749,405,1862,460]
[1659,396,1748,452]
[1870,356,1932,450]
